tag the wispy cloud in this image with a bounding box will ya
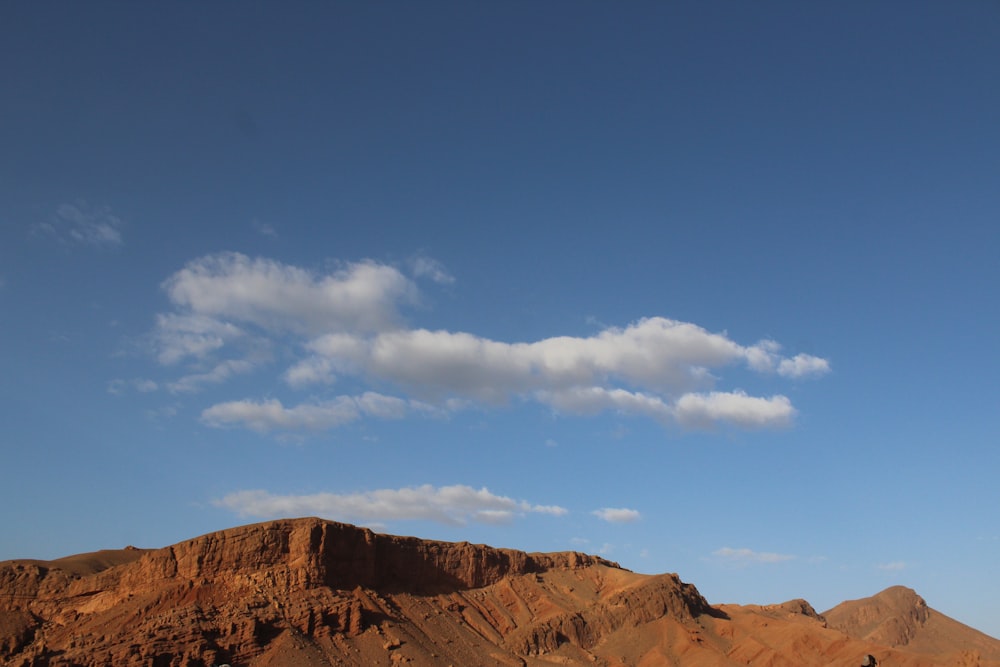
[592,507,642,523]
[877,561,908,571]
[108,378,159,395]
[213,484,568,525]
[200,392,441,432]
[145,253,828,435]
[252,219,277,237]
[34,202,124,247]
[168,359,256,394]
[712,547,796,564]
[410,255,455,285]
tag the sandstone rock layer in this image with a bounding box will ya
[2,518,998,667]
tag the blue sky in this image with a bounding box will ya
[2,1,999,638]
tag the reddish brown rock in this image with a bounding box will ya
[1,518,998,667]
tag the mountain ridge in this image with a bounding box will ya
[2,518,997,666]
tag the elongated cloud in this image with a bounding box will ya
[201,392,436,432]
[213,484,568,525]
[303,318,827,397]
[168,359,256,394]
[674,391,795,429]
[877,561,908,571]
[148,253,828,433]
[778,354,831,378]
[34,202,124,247]
[161,252,417,338]
[592,508,642,523]
[713,547,796,564]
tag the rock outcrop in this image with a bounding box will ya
[2,518,999,667]
[824,586,1000,664]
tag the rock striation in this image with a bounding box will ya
[2,518,999,667]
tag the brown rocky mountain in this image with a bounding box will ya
[823,586,1000,664]
[1,518,997,667]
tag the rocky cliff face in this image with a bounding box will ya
[0,518,677,667]
[3,519,999,667]
[824,585,930,646]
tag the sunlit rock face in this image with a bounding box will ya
[2,518,999,667]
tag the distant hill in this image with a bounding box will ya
[824,586,1000,664]
[2,518,998,666]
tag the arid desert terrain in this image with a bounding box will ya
[2,518,998,666]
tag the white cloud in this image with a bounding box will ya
[877,561,908,571]
[35,202,124,247]
[135,379,159,393]
[252,219,277,237]
[161,252,417,336]
[304,318,824,404]
[108,378,160,395]
[145,404,179,420]
[410,256,455,284]
[539,387,794,429]
[146,254,828,433]
[777,353,831,378]
[213,484,568,525]
[200,392,437,433]
[168,359,256,394]
[673,391,795,429]
[592,507,641,523]
[153,313,245,365]
[713,547,796,564]
[282,356,337,388]
[743,339,829,380]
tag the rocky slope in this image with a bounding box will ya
[824,586,1000,665]
[1,518,998,667]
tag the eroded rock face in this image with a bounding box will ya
[3,520,999,667]
[0,518,645,667]
[824,586,931,645]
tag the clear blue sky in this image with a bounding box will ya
[2,1,998,638]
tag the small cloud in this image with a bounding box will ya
[108,378,160,395]
[777,353,830,378]
[673,391,795,429]
[35,202,124,247]
[200,392,444,433]
[639,548,650,558]
[712,547,795,564]
[252,219,277,237]
[599,543,615,555]
[168,359,256,394]
[745,341,830,379]
[145,405,179,420]
[134,379,159,393]
[592,507,641,523]
[532,504,569,516]
[544,438,559,448]
[283,356,337,388]
[213,484,567,526]
[877,561,908,572]
[410,256,455,285]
